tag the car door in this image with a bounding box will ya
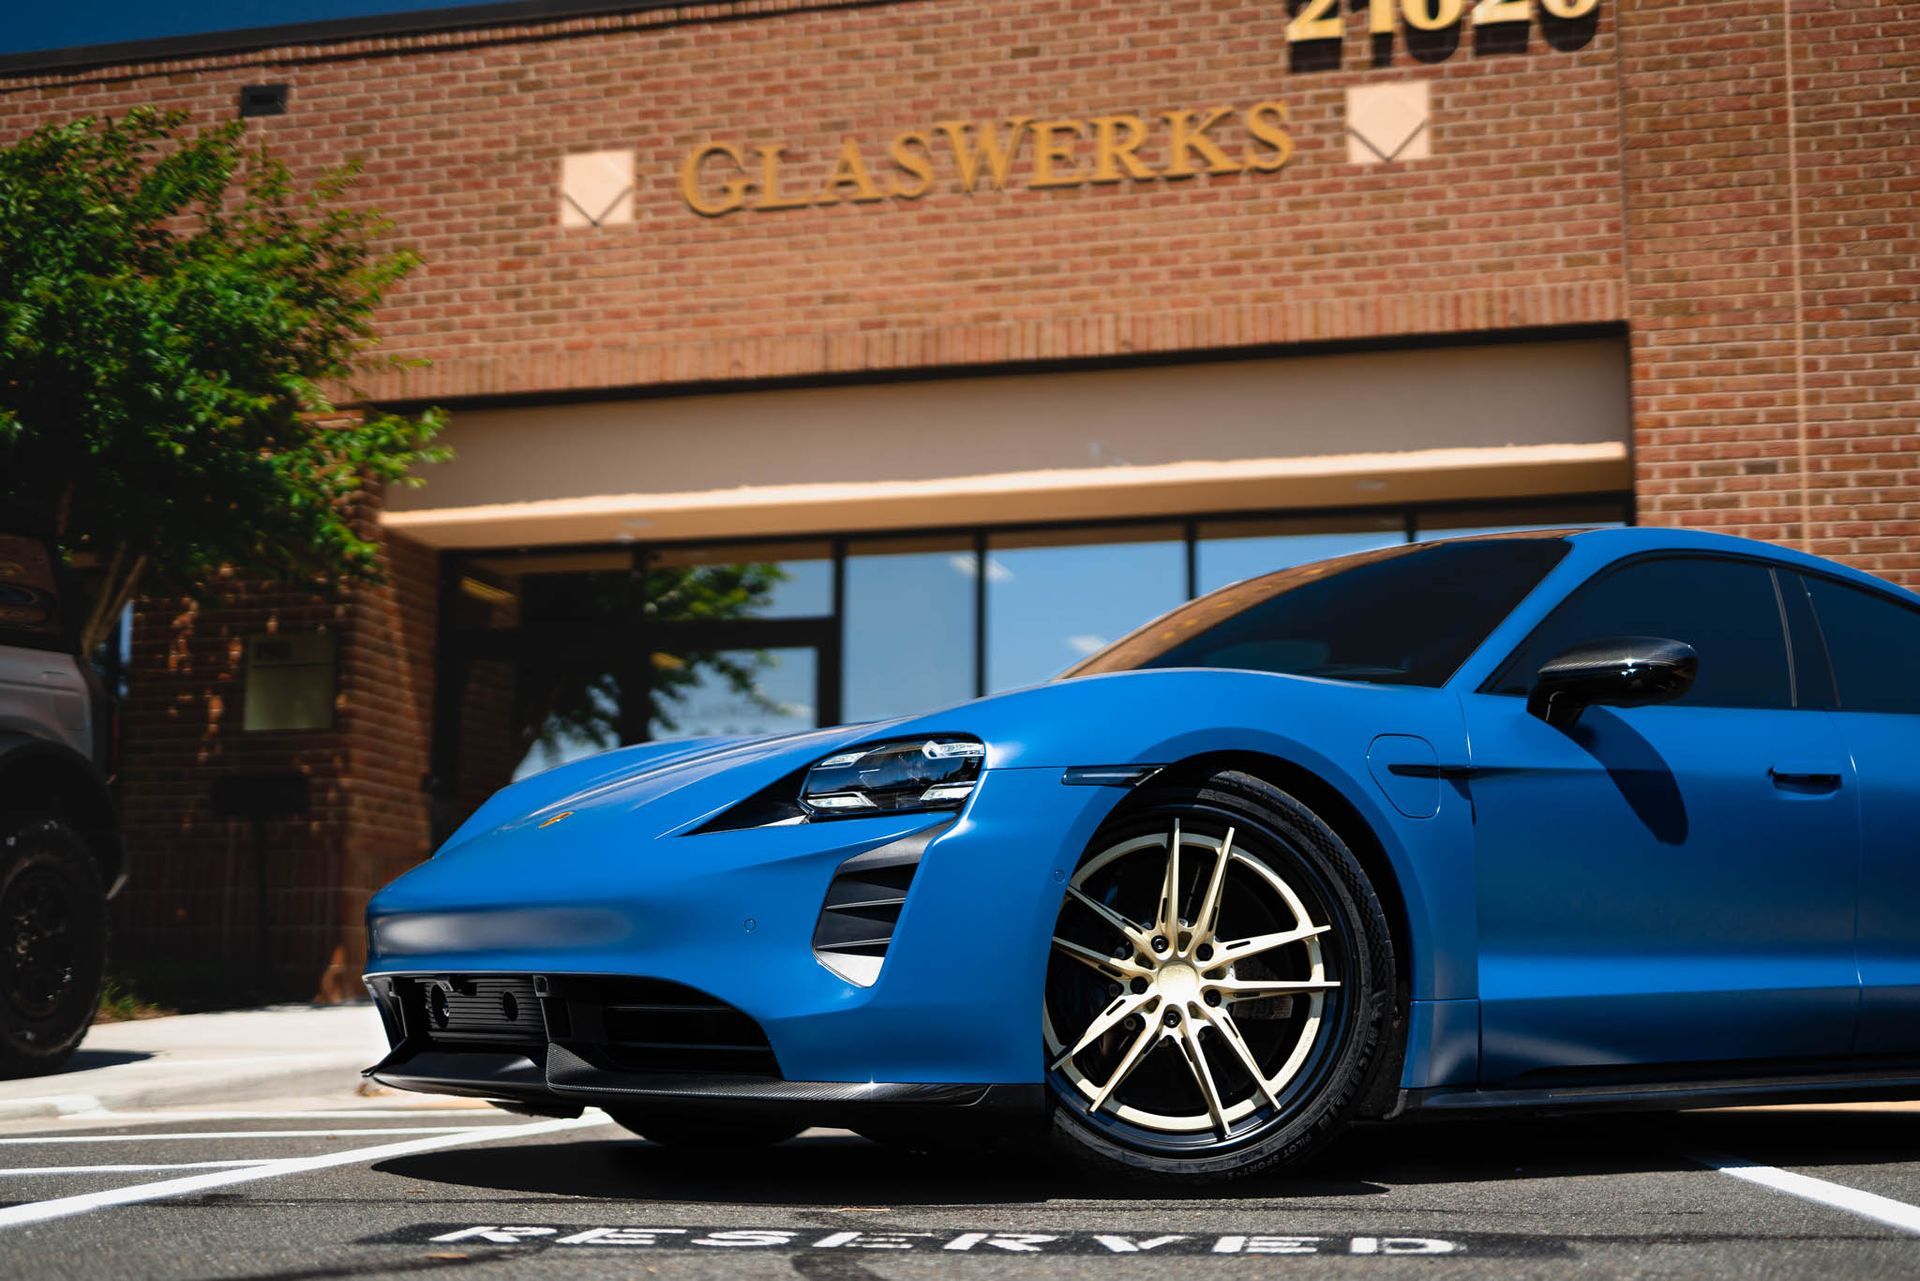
[1793,571,1920,1055]
[1460,554,1859,1083]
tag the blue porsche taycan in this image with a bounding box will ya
[364,528,1920,1179]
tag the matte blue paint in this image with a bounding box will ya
[1366,734,1441,819]
[367,528,1919,1098]
[1839,709,1920,1055]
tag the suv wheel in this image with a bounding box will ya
[0,817,106,1077]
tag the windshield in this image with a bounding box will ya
[1064,536,1572,688]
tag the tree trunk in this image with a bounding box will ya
[79,545,146,656]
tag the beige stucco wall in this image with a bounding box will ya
[384,338,1631,546]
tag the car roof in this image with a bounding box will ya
[1544,526,1920,606]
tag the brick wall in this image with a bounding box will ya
[112,525,436,1006]
[1620,1,1920,587]
[0,0,1629,396]
[5,0,1914,996]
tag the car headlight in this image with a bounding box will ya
[800,737,985,816]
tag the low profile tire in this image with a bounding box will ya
[608,1109,804,1149]
[0,816,106,1078]
[1043,770,1394,1182]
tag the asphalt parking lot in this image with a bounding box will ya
[0,1097,1918,1279]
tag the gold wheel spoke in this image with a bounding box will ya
[1051,991,1150,1071]
[1217,977,1340,1000]
[1089,1019,1162,1114]
[1177,1021,1229,1136]
[1051,936,1150,982]
[1065,885,1151,951]
[1194,825,1234,943]
[1155,819,1183,939]
[1197,1004,1280,1110]
[1213,923,1332,964]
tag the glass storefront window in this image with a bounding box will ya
[646,541,833,619]
[653,647,818,740]
[843,535,977,723]
[1415,501,1628,542]
[1196,514,1408,595]
[450,550,633,630]
[986,525,1185,693]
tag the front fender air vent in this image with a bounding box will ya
[812,821,952,987]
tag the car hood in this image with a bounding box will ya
[434,721,904,857]
[431,666,1444,860]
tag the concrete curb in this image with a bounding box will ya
[0,1057,376,1119]
[0,1004,390,1120]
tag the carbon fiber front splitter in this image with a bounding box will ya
[366,1044,1045,1129]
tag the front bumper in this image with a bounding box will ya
[364,768,1126,1090]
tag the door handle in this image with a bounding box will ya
[1769,763,1843,790]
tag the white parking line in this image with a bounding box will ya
[0,1161,274,1177]
[0,1113,608,1230]
[44,1110,498,1121]
[1700,1154,1920,1235]
[0,1127,486,1144]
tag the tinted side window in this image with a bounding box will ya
[1804,575,1920,715]
[1491,556,1794,709]
[1075,539,1570,688]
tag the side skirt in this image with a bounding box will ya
[1393,1066,1920,1119]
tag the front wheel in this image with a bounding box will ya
[0,816,106,1078]
[1043,771,1394,1181]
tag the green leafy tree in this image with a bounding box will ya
[0,107,447,651]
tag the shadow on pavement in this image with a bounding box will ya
[1328,1108,1920,1186]
[376,1129,1387,1204]
[375,1107,1920,1204]
[58,1048,154,1072]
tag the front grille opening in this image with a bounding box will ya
[548,976,779,1078]
[401,975,544,1050]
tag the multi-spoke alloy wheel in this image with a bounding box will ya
[1043,771,1393,1180]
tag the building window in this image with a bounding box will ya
[433,495,1629,838]
[986,525,1186,694]
[842,534,977,724]
[1196,513,1409,595]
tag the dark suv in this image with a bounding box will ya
[0,530,122,1075]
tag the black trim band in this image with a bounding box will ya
[1061,765,1163,788]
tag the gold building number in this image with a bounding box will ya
[1286,0,1599,44]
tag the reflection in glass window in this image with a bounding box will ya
[654,647,818,740]
[450,550,632,630]
[1415,501,1628,543]
[647,541,833,619]
[844,536,977,722]
[1197,515,1407,594]
[443,651,631,794]
[987,526,1184,693]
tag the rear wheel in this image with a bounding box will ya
[608,1109,804,1149]
[0,816,106,1078]
[1043,771,1393,1181]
